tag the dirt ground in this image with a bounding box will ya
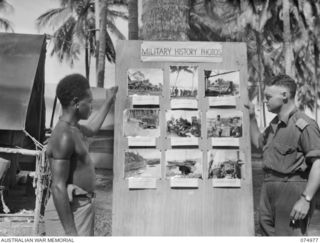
[1,163,319,236]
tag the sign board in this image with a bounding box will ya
[141,41,223,62]
[113,40,254,236]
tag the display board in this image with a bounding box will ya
[112,41,254,236]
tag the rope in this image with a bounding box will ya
[21,130,51,235]
[23,130,44,150]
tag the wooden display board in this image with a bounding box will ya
[112,40,254,236]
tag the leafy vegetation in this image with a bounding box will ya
[189,0,320,111]
[0,0,13,32]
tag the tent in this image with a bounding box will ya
[0,33,46,182]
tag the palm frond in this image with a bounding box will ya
[0,17,13,31]
[36,7,72,31]
[104,31,116,63]
[50,17,80,65]
[107,9,128,20]
[106,21,126,39]
[0,0,13,14]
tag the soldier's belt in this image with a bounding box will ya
[263,169,307,181]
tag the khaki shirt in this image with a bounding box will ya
[259,108,320,174]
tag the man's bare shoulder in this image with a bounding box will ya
[47,124,75,160]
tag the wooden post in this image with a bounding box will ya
[32,149,47,236]
[0,147,48,236]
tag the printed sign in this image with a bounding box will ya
[141,42,223,62]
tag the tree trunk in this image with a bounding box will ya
[315,42,319,123]
[255,31,266,127]
[97,0,107,87]
[128,0,139,40]
[85,38,90,80]
[283,0,293,76]
[141,0,189,41]
[95,0,100,80]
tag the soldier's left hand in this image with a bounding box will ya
[289,197,310,221]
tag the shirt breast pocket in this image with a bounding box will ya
[273,142,297,167]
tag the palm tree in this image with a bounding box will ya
[97,0,107,87]
[0,0,13,32]
[128,0,138,40]
[36,0,127,86]
[141,0,189,40]
[190,0,320,113]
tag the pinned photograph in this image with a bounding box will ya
[165,149,202,179]
[123,109,160,137]
[170,66,198,98]
[208,149,245,187]
[124,149,161,179]
[204,70,240,97]
[207,109,242,138]
[166,110,201,138]
[128,68,163,96]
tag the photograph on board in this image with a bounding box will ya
[123,109,160,137]
[124,149,161,178]
[166,110,201,138]
[165,149,202,179]
[207,149,244,187]
[207,109,243,138]
[170,66,198,98]
[128,68,163,96]
[204,70,240,97]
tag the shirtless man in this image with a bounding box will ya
[45,74,118,236]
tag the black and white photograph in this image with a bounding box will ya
[165,149,202,179]
[3,0,320,238]
[123,109,160,137]
[207,109,243,138]
[128,68,163,96]
[207,149,244,187]
[204,70,240,97]
[170,66,198,98]
[166,110,201,138]
[124,149,161,179]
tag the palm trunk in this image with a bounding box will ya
[85,38,90,80]
[128,0,139,40]
[97,0,107,87]
[315,42,319,123]
[141,0,189,41]
[283,0,293,76]
[255,31,266,127]
[95,0,100,80]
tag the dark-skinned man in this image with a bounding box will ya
[45,74,118,236]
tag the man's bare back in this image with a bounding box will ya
[47,121,95,193]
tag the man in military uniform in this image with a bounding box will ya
[248,74,320,236]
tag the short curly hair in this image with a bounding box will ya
[56,74,90,108]
[266,74,297,98]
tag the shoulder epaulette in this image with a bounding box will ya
[295,118,309,131]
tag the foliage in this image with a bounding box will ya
[189,0,320,111]
[36,0,127,66]
[0,0,13,32]
[141,0,189,40]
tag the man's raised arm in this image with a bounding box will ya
[81,86,118,137]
